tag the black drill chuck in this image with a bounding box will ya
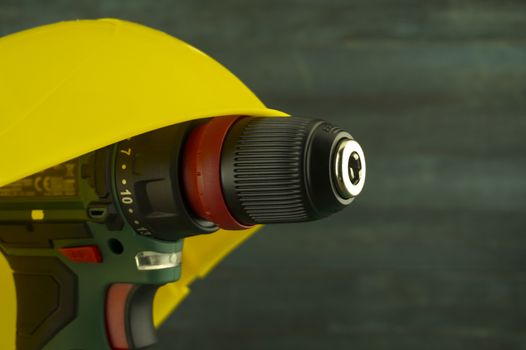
[183,116,366,229]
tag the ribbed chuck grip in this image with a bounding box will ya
[221,117,356,225]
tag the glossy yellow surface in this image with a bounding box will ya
[0,19,286,349]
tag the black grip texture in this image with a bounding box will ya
[6,255,77,350]
[221,117,353,225]
[221,117,319,224]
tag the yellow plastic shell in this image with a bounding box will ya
[0,19,286,349]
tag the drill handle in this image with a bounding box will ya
[5,253,159,350]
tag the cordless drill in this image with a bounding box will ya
[0,18,366,350]
[0,115,365,350]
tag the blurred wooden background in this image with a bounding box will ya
[1,0,526,349]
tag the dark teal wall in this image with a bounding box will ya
[1,1,526,349]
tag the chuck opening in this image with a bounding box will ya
[332,139,366,200]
